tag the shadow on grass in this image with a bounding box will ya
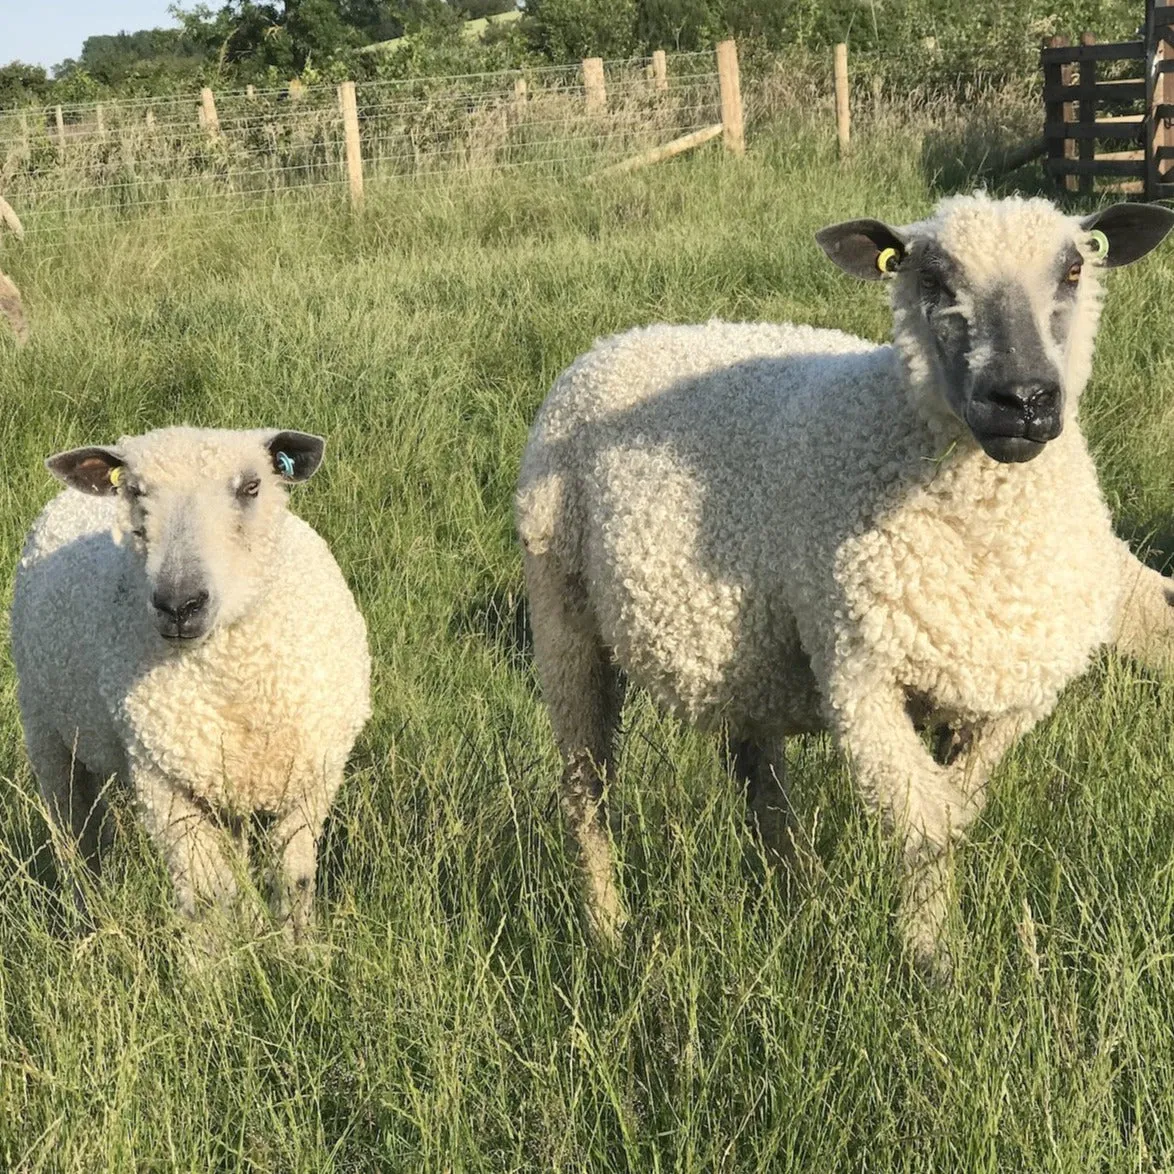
[920,123,1063,202]
[447,582,533,672]
[1116,515,1174,574]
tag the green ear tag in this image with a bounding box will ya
[1088,229,1109,258]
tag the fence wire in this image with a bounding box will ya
[0,51,726,240]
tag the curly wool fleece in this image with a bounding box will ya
[520,317,1123,741]
[518,193,1170,968]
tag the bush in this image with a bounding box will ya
[522,0,639,61]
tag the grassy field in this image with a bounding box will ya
[4,99,1174,1170]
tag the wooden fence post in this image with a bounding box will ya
[652,49,668,92]
[582,57,605,113]
[717,39,745,154]
[1043,36,1065,191]
[146,108,155,129]
[1154,7,1174,196]
[1061,44,1077,191]
[96,103,106,135]
[289,78,304,101]
[514,77,528,100]
[1077,33,1096,195]
[246,84,256,100]
[338,80,364,207]
[1043,35,1078,193]
[54,104,65,158]
[201,87,220,138]
[834,43,850,155]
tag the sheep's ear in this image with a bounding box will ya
[45,446,125,495]
[266,431,324,483]
[1080,203,1174,268]
[815,218,908,280]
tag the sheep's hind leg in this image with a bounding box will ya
[727,738,800,869]
[525,551,627,945]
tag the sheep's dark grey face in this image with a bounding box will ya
[817,199,1174,465]
[907,241,1076,463]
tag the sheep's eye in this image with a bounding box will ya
[919,270,951,301]
[239,478,261,499]
[131,527,146,540]
[1065,261,1082,284]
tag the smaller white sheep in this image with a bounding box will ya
[10,426,371,936]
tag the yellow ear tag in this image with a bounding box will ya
[109,467,122,489]
[1088,229,1109,259]
[876,246,900,275]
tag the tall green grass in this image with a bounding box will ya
[3,104,1174,1170]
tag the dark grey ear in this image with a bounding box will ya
[1080,203,1174,268]
[815,218,908,281]
[266,431,324,483]
[45,446,125,495]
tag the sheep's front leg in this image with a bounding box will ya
[1114,544,1174,673]
[270,794,329,939]
[831,682,983,978]
[134,770,239,924]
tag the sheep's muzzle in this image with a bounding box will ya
[965,380,1063,464]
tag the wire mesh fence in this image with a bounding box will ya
[0,49,731,241]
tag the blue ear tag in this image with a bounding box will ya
[275,450,296,480]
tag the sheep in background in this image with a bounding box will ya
[10,426,371,938]
[517,193,1174,977]
[0,195,28,343]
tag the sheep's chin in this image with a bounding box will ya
[975,434,1047,464]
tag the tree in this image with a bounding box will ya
[71,28,205,85]
[0,62,51,109]
[455,0,517,19]
[635,0,721,51]
[522,0,637,60]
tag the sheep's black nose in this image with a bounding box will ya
[152,588,209,624]
[989,382,1060,417]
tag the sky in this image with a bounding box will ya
[2,0,181,70]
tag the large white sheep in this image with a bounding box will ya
[516,193,1174,975]
[10,426,371,937]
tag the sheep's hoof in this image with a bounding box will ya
[583,888,628,948]
[177,916,232,972]
[900,906,955,987]
[909,935,955,987]
[277,914,321,947]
